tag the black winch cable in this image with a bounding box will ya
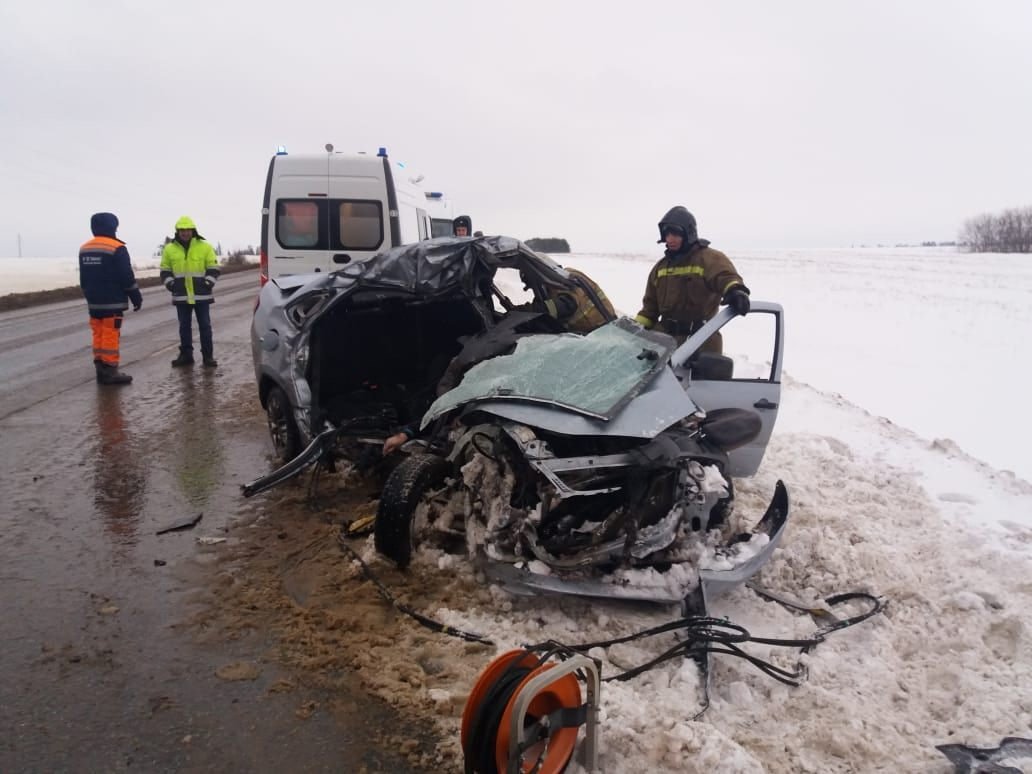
[531,590,886,687]
[336,531,495,645]
[336,520,885,686]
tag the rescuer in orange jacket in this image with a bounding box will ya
[79,212,143,385]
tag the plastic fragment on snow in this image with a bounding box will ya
[936,736,1032,773]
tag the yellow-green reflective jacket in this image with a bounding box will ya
[160,238,220,305]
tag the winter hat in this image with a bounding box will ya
[175,215,198,230]
[453,215,472,234]
[90,212,119,237]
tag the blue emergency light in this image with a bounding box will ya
[425,192,444,199]
[377,147,388,157]
[275,145,288,155]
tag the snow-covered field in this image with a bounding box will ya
[6,245,1032,771]
[1,255,163,293]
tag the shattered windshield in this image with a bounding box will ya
[423,318,674,425]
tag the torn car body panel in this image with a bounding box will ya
[250,236,615,463]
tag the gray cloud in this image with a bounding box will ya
[2,0,1030,257]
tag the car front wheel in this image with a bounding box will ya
[266,385,301,463]
[375,453,453,568]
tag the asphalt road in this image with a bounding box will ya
[0,272,260,420]
[0,273,430,772]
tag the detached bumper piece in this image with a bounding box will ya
[241,426,338,497]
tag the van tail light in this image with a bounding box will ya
[260,248,269,286]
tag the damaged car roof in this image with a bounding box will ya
[270,235,571,301]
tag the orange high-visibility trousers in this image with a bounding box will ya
[89,315,123,366]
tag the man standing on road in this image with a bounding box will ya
[635,206,751,355]
[79,212,142,385]
[160,216,220,368]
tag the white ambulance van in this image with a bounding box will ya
[260,145,437,284]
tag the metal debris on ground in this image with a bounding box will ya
[155,512,203,535]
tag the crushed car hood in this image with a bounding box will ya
[422,318,698,435]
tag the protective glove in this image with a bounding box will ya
[723,286,750,316]
[163,277,174,292]
[133,301,142,311]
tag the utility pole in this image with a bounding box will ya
[17,233,22,258]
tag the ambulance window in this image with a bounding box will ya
[431,218,453,238]
[334,200,383,250]
[277,200,321,248]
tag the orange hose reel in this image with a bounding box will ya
[462,649,585,774]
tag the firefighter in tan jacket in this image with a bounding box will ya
[536,268,616,334]
[635,206,750,354]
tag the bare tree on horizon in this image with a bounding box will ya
[960,206,1032,253]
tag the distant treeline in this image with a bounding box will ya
[960,206,1032,253]
[525,237,571,253]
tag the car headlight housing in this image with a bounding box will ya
[285,290,331,327]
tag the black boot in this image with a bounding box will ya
[171,349,194,367]
[202,353,218,368]
[95,361,132,385]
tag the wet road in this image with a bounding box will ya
[0,273,430,772]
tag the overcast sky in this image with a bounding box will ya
[2,1,1031,257]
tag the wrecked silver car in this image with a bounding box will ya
[246,235,788,607]
[247,236,616,483]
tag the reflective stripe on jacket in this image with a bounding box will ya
[635,244,743,334]
[159,238,220,305]
[79,236,142,318]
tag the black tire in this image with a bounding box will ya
[375,454,453,569]
[266,385,301,463]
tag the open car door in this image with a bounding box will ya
[671,301,784,477]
